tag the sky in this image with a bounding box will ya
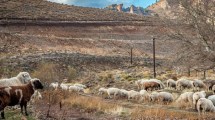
[48,0,157,8]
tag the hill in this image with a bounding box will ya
[1,0,147,21]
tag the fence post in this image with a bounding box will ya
[153,38,156,78]
[130,47,133,65]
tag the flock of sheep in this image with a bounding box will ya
[0,72,43,119]
[97,78,215,115]
[1,71,215,119]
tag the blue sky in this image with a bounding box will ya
[48,0,157,8]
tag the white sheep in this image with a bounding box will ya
[166,79,176,89]
[69,85,84,93]
[98,87,107,95]
[149,91,159,102]
[208,95,215,106]
[120,89,128,98]
[157,92,174,104]
[30,90,42,103]
[106,88,122,99]
[60,83,69,90]
[49,82,59,90]
[197,98,215,114]
[127,90,141,100]
[139,89,149,102]
[212,85,215,94]
[193,91,206,109]
[74,83,86,89]
[176,92,194,108]
[176,79,193,90]
[135,79,148,89]
[193,79,206,91]
[0,72,31,86]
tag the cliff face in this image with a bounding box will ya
[105,4,151,16]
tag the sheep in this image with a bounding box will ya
[142,81,161,91]
[149,91,159,102]
[197,98,215,114]
[135,79,148,90]
[176,92,194,108]
[73,83,86,89]
[157,92,174,104]
[150,79,165,89]
[49,82,59,90]
[139,89,150,102]
[30,90,42,103]
[212,85,215,94]
[68,85,84,93]
[0,78,43,119]
[176,79,193,90]
[193,91,206,109]
[208,95,215,106]
[0,72,31,86]
[166,79,176,89]
[106,88,122,99]
[127,90,141,101]
[60,83,70,90]
[203,79,215,91]
[98,87,121,99]
[193,79,206,91]
[120,89,128,98]
[98,87,107,95]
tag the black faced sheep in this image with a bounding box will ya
[0,78,43,119]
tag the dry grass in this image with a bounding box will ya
[130,107,215,120]
[62,93,125,115]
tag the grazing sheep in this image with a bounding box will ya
[208,95,215,106]
[30,90,42,103]
[49,82,59,90]
[149,91,159,102]
[106,88,121,99]
[135,79,148,90]
[60,83,69,90]
[139,89,149,102]
[150,79,165,89]
[197,98,215,114]
[0,72,31,86]
[98,87,107,95]
[142,81,160,91]
[176,92,194,108]
[69,85,84,93]
[0,78,43,119]
[157,92,174,104]
[193,80,206,91]
[193,91,206,109]
[212,85,215,94]
[167,79,176,89]
[176,79,193,90]
[203,80,215,91]
[127,90,141,101]
[120,89,128,98]
[74,83,86,89]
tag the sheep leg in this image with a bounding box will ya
[1,110,5,119]
[24,103,28,116]
[20,104,24,114]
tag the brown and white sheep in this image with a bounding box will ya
[142,81,160,91]
[0,78,43,119]
[203,80,215,91]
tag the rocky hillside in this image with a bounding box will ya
[148,0,180,18]
[104,4,151,16]
[1,0,147,21]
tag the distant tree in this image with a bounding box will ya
[166,0,215,72]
